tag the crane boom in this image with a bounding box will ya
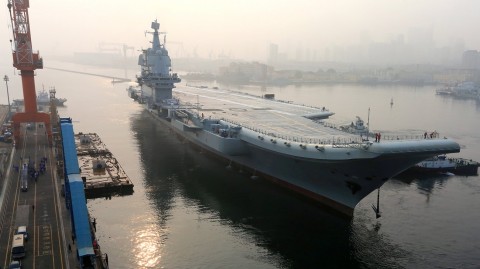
[8,0,43,70]
[7,0,52,146]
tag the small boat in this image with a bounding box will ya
[339,116,369,136]
[12,88,67,107]
[451,81,480,99]
[407,155,479,176]
[436,82,480,100]
[436,85,454,95]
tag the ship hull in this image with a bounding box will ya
[407,165,478,176]
[404,156,479,176]
[144,107,454,216]
[13,100,66,107]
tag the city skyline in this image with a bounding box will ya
[1,1,479,66]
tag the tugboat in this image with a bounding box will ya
[407,155,479,176]
[339,116,369,136]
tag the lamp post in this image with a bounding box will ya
[3,75,11,120]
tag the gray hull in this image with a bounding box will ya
[146,108,458,216]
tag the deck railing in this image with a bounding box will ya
[220,117,443,146]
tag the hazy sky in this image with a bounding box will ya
[1,0,480,61]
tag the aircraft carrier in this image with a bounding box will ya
[128,20,461,216]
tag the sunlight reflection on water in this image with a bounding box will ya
[131,218,166,268]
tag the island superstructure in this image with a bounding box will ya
[128,20,461,216]
[136,20,181,106]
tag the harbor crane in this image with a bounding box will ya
[98,42,135,58]
[7,0,52,146]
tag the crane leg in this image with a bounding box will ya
[12,112,52,148]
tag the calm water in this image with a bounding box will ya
[2,63,479,268]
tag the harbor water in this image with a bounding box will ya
[2,63,479,268]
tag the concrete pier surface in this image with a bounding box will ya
[0,105,106,269]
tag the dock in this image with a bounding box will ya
[0,100,114,267]
[0,106,124,268]
[46,67,132,84]
[75,132,134,198]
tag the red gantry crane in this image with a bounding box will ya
[7,0,52,146]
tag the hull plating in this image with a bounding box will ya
[144,108,456,216]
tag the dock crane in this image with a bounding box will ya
[7,0,52,146]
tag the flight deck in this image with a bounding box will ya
[175,86,365,143]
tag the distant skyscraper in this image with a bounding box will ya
[462,50,480,69]
[268,43,279,63]
[407,27,435,63]
[296,48,303,61]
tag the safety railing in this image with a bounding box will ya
[220,117,443,146]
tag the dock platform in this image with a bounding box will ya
[75,132,134,198]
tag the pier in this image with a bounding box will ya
[0,105,116,268]
[46,67,132,84]
[0,110,87,268]
[75,133,134,198]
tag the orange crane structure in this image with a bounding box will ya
[7,0,52,146]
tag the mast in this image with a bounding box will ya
[151,20,161,51]
[367,107,370,140]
